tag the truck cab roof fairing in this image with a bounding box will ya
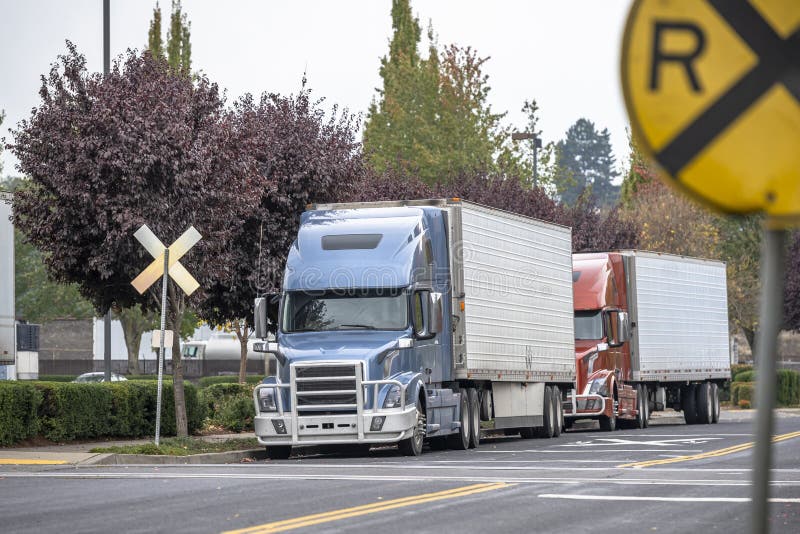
[572,255,616,311]
[284,207,433,291]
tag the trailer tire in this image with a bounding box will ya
[682,384,698,425]
[534,386,555,438]
[599,392,617,432]
[399,401,426,456]
[696,382,713,425]
[447,390,470,450]
[266,446,292,460]
[468,388,481,448]
[711,383,720,424]
[551,386,562,438]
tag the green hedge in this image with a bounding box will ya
[198,375,264,388]
[0,381,204,444]
[730,364,753,379]
[0,382,42,446]
[778,369,800,406]
[199,383,255,432]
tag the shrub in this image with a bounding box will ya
[35,375,77,382]
[739,399,751,409]
[200,383,255,432]
[734,370,757,383]
[198,376,264,388]
[731,382,755,408]
[777,369,800,407]
[125,375,160,381]
[0,382,42,445]
[730,363,753,379]
[35,382,115,441]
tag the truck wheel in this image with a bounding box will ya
[599,394,617,431]
[399,402,426,456]
[696,382,713,424]
[534,386,555,438]
[447,390,470,450]
[468,388,481,448]
[551,386,562,438]
[634,385,646,429]
[682,384,698,425]
[642,385,650,428]
[711,383,720,424]
[266,446,292,460]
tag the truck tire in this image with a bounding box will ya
[447,390,470,450]
[266,446,292,460]
[534,385,555,438]
[551,386,562,438]
[696,382,713,424]
[642,385,650,428]
[682,384,698,425]
[468,388,481,448]
[399,401,426,456]
[711,383,720,424]
[599,390,618,431]
[634,384,646,429]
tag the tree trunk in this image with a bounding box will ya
[168,283,188,437]
[743,326,756,362]
[235,320,250,385]
[116,307,152,375]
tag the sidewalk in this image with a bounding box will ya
[2,409,799,466]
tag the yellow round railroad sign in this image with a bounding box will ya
[621,0,800,226]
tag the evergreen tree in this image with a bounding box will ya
[364,0,510,185]
[146,1,191,76]
[554,118,620,208]
[620,130,657,206]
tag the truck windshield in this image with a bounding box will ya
[574,310,603,340]
[282,289,408,332]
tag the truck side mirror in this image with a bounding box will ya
[254,297,268,339]
[429,292,443,334]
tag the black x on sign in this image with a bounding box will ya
[622,0,800,225]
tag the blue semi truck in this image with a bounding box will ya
[252,199,575,458]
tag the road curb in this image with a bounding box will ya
[85,448,267,465]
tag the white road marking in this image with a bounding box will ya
[611,434,752,438]
[562,438,723,447]
[477,449,703,453]
[2,472,798,487]
[539,494,800,504]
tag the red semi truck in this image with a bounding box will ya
[564,251,731,429]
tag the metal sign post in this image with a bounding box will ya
[131,225,201,445]
[621,2,799,531]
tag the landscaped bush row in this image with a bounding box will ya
[36,375,77,382]
[199,383,255,432]
[0,381,204,445]
[198,375,264,388]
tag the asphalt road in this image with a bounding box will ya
[1,417,799,534]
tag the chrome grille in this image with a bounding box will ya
[292,362,360,414]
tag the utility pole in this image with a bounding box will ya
[511,132,542,188]
[103,0,112,381]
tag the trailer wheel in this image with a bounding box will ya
[468,388,481,448]
[534,385,555,438]
[696,382,713,424]
[599,393,617,432]
[711,383,720,424]
[399,401,426,456]
[266,446,292,460]
[682,384,698,425]
[551,386,562,438]
[447,390,470,450]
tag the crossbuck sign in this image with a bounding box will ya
[132,225,202,295]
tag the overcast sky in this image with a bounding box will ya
[0,0,632,177]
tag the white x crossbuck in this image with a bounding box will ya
[131,225,202,296]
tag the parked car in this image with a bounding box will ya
[73,372,128,383]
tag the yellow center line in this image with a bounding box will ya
[0,459,68,465]
[222,482,512,534]
[619,430,800,468]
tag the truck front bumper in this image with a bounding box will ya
[254,406,417,446]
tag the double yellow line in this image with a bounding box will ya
[619,430,800,468]
[223,482,511,534]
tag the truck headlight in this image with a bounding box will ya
[383,385,403,409]
[258,387,278,412]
